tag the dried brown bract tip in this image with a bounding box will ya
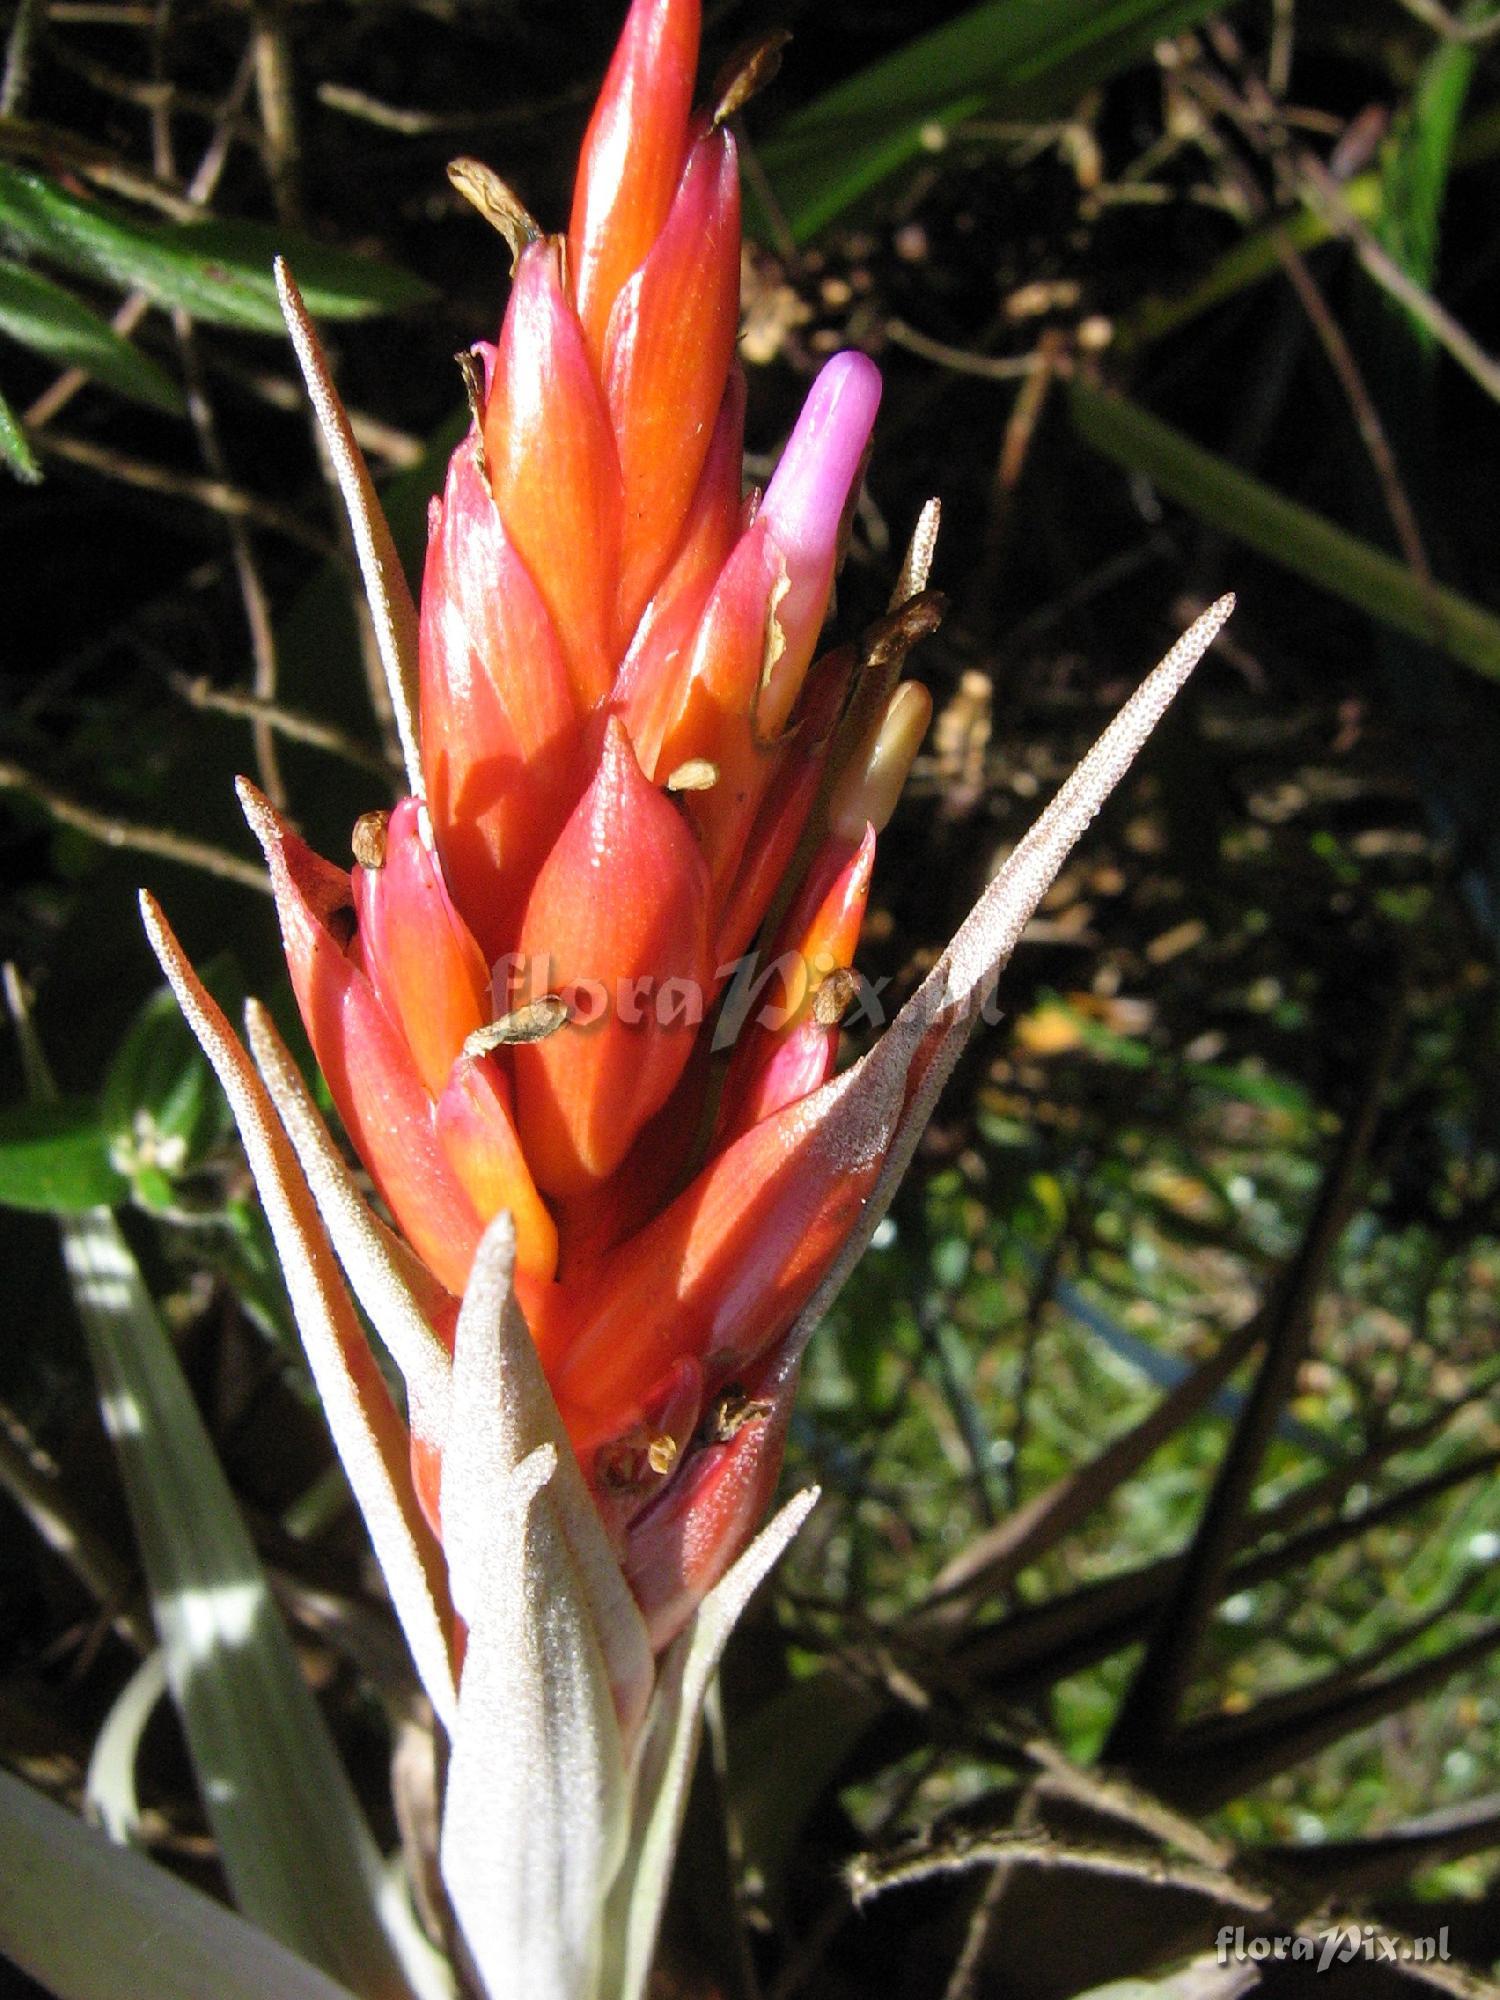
[447,158,541,269]
[351,810,389,870]
[712,30,792,126]
[463,995,569,1056]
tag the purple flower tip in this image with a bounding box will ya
[763,352,882,561]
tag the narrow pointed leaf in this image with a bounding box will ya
[0,258,184,410]
[0,379,40,480]
[0,1767,361,2000]
[85,1646,171,1845]
[1071,382,1500,682]
[439,1216,633,2000]
[603,1487,819,2000]
[244,999,453,1439]
[58,1202,416,1998]
[276,260,423,791]
[781,597,1235,1368]
[0,164,432,330]
[441,1212,652,1741]
[143,895,458,1736]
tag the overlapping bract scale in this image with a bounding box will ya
[259,0,930,1651]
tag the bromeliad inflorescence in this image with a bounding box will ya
[141,1,1232,1992]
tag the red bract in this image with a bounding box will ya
[248,0,925,1648]
[197,0,1228,1668]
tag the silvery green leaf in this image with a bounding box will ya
[275,260,423,794]
[603,1487,820,2000]
[0,1766,360,2000]
[438,1215,630,2000]
[244,999,453,1458]
[59,1203,417,1998]
[783,597,1235,1366]
[143,895,458,1738]
[439,1205,652,1741]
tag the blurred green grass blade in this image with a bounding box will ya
[0,258,185,411]
[758,0,1221,241]
[0,1766,361,2000]
[59,1204,418,2000]
[1375,8,1483,340]
[1120,183,1382,350]
[0,1097,131,1211]
[103,977,238,1181]
[1069,379,1500,682]
[1123,73,1500,352]
[0,165,434,332]
[0,378,40,479]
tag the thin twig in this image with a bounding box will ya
[0,758,271,890]
[205,355,425,467]
[22,42,255,433]
[0,1409,151,1654]
[251,1,301,224]
[849,1826,1275,1914]
[884,319,1048,381]
[0,116,205,217]
[1174,56,1437,594]
[1199,23,1500,405]
[148,25,286,806]
[35,432,332,551]
[1393,0,1500,42]
[171,674,393,776]
[1,0,46,116]
[1273,230,1435,582]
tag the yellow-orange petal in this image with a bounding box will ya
[352,797,491,1100]
[715,825,875,1145]
[434,1053,559,1284]
[239,784,483,1299]
[712,646,852,967]
[419,438,585,959]
[513,717,712,1200]
[605,130,740,646]
[568,0,701,368]
[483,241,621,710]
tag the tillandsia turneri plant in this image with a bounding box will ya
[132,0,1233,1992]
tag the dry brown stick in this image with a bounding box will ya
[884,319,1048,381]
[22,44,255,433]
[1202,20,1500,405]
[172,674,393,775]
[1,0,45,115]
[849,1826,1275,1916]
[0,1411,151,1654]
[0,758,271,890]
[0,116,204,217]
[34,431,331,550]
[146,37,287,808]
[206,356,425,467]
[1394,0,1500,41]
[1274,233,1436,582]
[251,1,301,224]
[1176,57,1437,596]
